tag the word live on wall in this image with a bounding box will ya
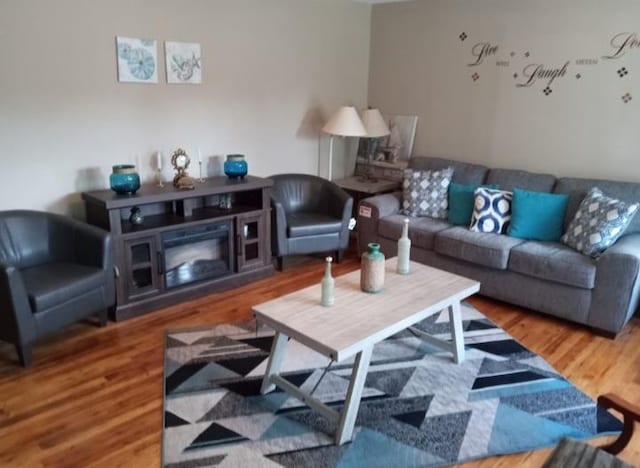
[459,31,638,103]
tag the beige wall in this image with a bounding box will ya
[0,0,370,216]
[369,0,640,182]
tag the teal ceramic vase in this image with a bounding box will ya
[110,165,140,195]
[224,154,248,179]
[361,243,385,293]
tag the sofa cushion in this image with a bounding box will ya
[448,183,499,226]
[21,262,105,312]
[470,188,513,234]
[435,227,525,269]
[508,189,569,241]
[378,214,451,250]
[561,187,639,257]
[554,177,640,235]
[400,167,453,218]
[486,168,556,193]
[287,213,342,238]
[409,156,488,185]
[509,241,597,289]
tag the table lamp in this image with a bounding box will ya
[359,108,390,182]
[321,106,367,181]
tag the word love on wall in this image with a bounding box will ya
[459,32,637,103]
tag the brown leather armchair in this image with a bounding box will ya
[0,210,115,366]
[269,174,353,270]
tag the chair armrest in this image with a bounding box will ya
[322,183,352,220]
[53,216,112,270]
[357,191,402,256]
[270,198,289,256]
[589,234,640,333]
[0,262,36,346]
[598,393,640,455]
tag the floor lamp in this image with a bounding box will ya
[321,106,367,181]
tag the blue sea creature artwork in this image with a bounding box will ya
[116,36,158,83]
[165,42,202,84]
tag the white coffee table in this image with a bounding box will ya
[252,258,480,445]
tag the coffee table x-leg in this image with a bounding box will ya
[259,301,465,445]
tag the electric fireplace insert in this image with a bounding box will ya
[162,221,232,290]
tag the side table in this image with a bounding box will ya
[334,176,402,221]
[335,177,402,254]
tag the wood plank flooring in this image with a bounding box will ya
[0,252,638,467]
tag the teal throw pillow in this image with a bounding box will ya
[508,188,569,241]
[448,182,498,226]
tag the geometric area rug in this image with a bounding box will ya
[162,303,622,467]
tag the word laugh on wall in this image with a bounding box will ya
[460,32,636,103]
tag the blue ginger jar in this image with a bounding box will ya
[224,154,248,179]
[110,165,141,195]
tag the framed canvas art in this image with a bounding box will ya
[116,36,158,83]
[165,41,202,84]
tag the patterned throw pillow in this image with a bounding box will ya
[561,187,639,257]
[470,188,513,234]
[401,167,453,219]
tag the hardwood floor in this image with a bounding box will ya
[0,252,639,467]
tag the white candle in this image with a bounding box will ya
[157,151,162,170]
[198,147,202,163]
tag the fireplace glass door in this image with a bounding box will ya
[162,222,232,290]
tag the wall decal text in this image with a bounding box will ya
[603,32,640,59]
[516,61,570,88]
[468,42,498,66]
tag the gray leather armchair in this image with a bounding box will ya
[0,210,115,366]
[269,174,353,270]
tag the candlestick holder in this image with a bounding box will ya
[198,161,204,183]
[156,168,164,188]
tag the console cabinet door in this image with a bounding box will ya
[236,212,267,272]
[123,235,162,301]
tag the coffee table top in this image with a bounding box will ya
[252,258,480,361]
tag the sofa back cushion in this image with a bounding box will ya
[554,177,640,235]
[486,168,556,193]
[409,156,488,185]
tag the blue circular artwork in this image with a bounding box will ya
[128,48,155,80]
[117,43,131,60]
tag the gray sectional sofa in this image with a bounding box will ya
[357,156,640,336]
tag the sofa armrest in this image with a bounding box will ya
[0,262,36,346]
[357,191,402,256]
[589,234,640,333]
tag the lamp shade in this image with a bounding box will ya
[322,106,367,137]
[362,108,390,138]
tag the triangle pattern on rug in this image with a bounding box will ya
[217,355,269,376]
[173,362,240,394]
[337,427,445,468]
[392,410,427,429]
[236,336,275,353]
[166,336,188,348]
[165,362,209,394]
[199,390,274,421]
[164,410,190,428]
[188,422,248,450]
[365,366,416,397]
[488,403,588,453]
[216,412,279,440]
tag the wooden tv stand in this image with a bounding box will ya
[82,176,274,321]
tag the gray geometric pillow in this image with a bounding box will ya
[400,167,453,219]
[561,187,639,257]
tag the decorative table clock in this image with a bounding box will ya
[170,148,195,190]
